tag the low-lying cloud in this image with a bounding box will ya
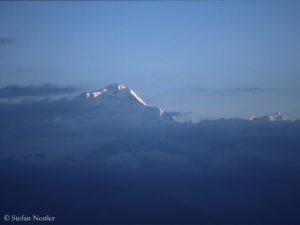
[1,85,300,224]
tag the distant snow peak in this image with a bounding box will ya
[268,112,287,121]
[249,115,256,121]
[249,112,287,122]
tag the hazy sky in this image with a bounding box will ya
[1,1,300,120]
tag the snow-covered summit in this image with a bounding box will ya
[84,83,147,106]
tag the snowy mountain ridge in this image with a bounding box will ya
[249,112,288,121]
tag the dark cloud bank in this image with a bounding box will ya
[0,84,78,99]
[1,85,300,224]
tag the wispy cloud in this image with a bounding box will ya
[0,38,14,46]
[0,84,78,99]
[234,87,264,92]
[185,86,265,93]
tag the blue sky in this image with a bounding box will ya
[0,1,300,120]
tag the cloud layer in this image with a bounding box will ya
[1,85,300,224]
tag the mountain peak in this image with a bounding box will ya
[83,83,147,106]
[78,83,177,123]
[249,112,287,121]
